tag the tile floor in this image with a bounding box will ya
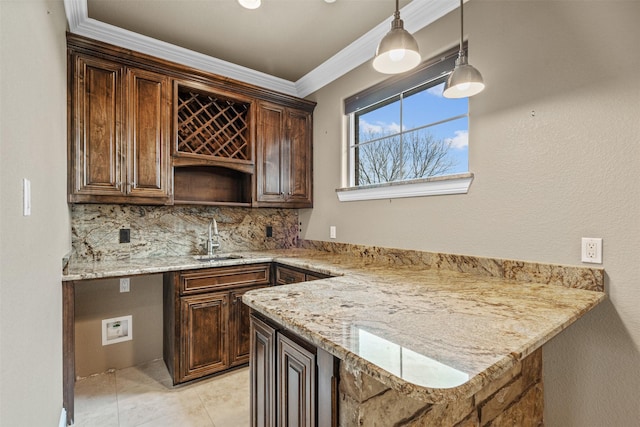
[72,359,250,427]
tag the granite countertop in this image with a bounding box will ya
[63,247,606,405]
[62,248,354,281]
[62,252,276,281]
[240,249,606,405]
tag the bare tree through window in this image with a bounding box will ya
[356,129,456,186]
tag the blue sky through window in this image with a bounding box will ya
[356,82,469,178]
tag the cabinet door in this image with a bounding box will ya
[230,286,267,367]
[255,102,313,208]
[276,265,306,285]
[180,292,229,382]
[256,102,286,203]
[251,315,277,427]
[277,333,316,427]
[69,54,125,200]
[126,68,171,202]
[285,109,313,207]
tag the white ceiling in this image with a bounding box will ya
[65,0,459,97]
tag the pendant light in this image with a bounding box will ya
[443,0,485,98]
[373,0,421,74]
[238,0,261,10]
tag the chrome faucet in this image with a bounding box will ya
[207,219,221,256]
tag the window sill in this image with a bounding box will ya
[335,173,474,202]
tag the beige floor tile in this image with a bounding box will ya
[118,387,214,427]
[74,360,250,427]
[195,368,251,427]
[73,371,119,427]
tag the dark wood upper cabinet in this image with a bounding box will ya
[255,102,313,208]
[173,79,255,171]
[127,68,172,201]
[68,54,124,199]
[68,52,171,204]
[67,34,315,207]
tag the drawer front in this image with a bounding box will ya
[276,266,306,285]
[181,263,271,295]
[305,272,329,281]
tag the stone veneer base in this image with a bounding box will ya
[339,348,543,427]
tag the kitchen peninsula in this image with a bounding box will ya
[62,241,605,426]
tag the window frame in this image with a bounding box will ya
[338,46,474,202]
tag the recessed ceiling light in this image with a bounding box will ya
[238,0,261,10]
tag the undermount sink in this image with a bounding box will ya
[193,254,243,262]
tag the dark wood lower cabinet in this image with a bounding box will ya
[180,292,229,381]
[250,314,338,427]
[251,314,277,427]
[163,264,271,385]
[229,288,254,367]
[275,264,330,285]
[277,333,316,427]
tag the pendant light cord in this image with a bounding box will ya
[459,0,464,56]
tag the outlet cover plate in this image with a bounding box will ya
[581,237,603,264]
[102,315,132,345]
[119,228,130,243]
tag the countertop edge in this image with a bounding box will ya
[243,288,606,404]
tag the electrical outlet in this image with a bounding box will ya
[330,226,336,239]
[581,238,602,264]
[119,228,130,243]
[120,278,130,292]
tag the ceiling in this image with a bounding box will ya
[87,0,412,83]
[65,0,459,97]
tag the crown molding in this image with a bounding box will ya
[296,0,459,98]
[64,0,458,98]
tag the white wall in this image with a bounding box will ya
[301,1,640,425]
[0,0,70,425]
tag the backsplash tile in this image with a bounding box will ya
[299,240,604,292]
[71,204,298,261]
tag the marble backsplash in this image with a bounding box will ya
[71,204,299,261]
[299,240,605,292]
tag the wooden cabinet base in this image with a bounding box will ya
[163,264,270,385]
[250,314,338,427]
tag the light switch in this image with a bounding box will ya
[23,178,31,216]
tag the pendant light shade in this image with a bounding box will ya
[443,0,484,98]
[373,0,421,74]
[238,0,261,10]
[443,53,485,98]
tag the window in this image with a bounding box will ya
[338,48,474,202]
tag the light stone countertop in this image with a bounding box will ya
[63,247,606,404]
[62,252,277,281]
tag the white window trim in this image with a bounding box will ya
[335,172,473,202]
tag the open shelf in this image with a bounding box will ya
[173,166,252,206]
